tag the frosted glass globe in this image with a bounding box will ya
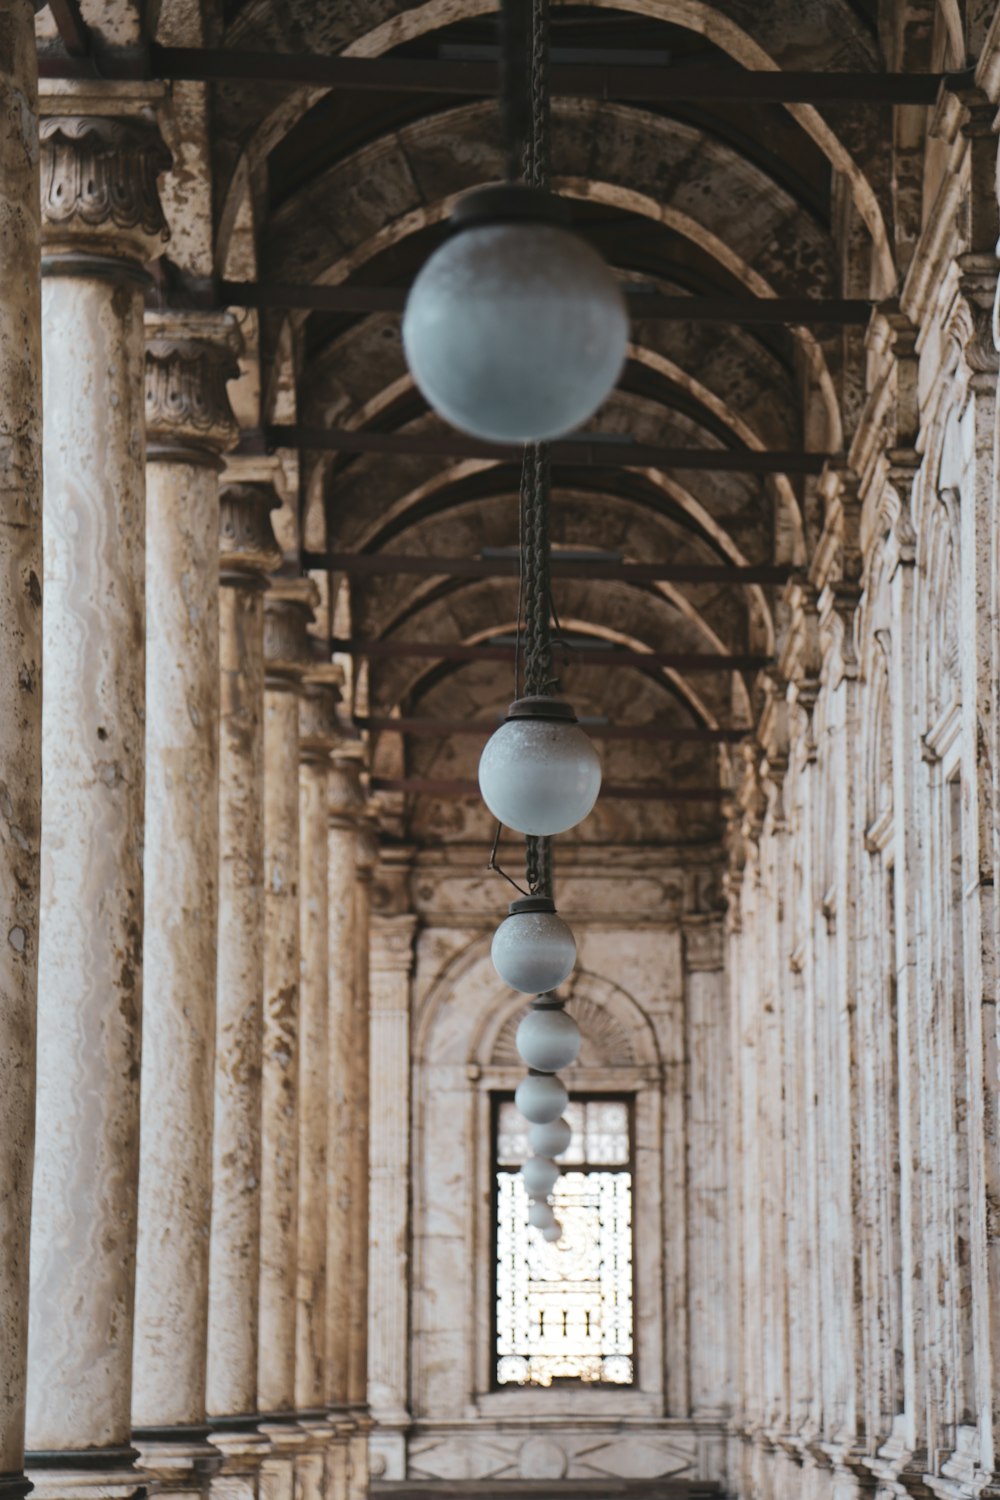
[542,1221,563,1243]
[528,1199,557,1230]
[515,1071,569,1124]
[479,701,601,836]
[491,897,576,994]
[521,1154,560,1198]
[516,1003,581,1072]
[529,1116,572,1158]
[402,187,628,443]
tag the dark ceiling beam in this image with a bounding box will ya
[370,774,727,802]
[332,637,769,672]
[36,46,966,106]
[304,550,792,587]
[266,426,833,474]
[222,281,874,326]
[357,715,749,744]
[46,0,91,56]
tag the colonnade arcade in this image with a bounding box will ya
[6,5,1000,1500]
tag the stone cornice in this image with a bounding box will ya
[40,115,170,265]
[219,482,282,585]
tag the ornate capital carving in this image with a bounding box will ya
[264,577,317,690]
[369,914,418,977]
[219,482,282,584]
[299,666,345,764]
[328,758,365,827]
[145,313,242,462]
[40,116,171,265]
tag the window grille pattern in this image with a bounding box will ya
[495,1098,634,1386]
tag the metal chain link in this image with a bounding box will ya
[523,0,550,190]
[524,835,552,898]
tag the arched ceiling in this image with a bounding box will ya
[172,0,907,849]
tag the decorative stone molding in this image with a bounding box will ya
[40,116,171,265]
[145,312,242,464]
[328,757,366,829]
[218,483,282,585]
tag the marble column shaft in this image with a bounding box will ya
[0,8,42,1489]
[349,830,379,1417]
[366,911,417,1424]
[258,586,312,1414]
[132,317,241,1432]
[27,115,170,1461]
[295,674,342,1412]
[324,761,365,1412]
[207,484,281,1419]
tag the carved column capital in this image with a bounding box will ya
[263,576,318,692]
[40,115,171,269]
[369,913,418,978]
[219,482,282,587]
[299,665,345,766]
[145,312,242,467]
[328,757,366,828]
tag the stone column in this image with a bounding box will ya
[348,824,378,1500]
[130,315,241,1490]
[324,760,365,1500]
[206,483,280,1478]
[27,115,170,1497]
[293,669,343,1500]
[0,11,42,1500]
[257,580,314,1424]
[366,898,417,1483]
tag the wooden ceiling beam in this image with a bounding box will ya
[266,426,832,474]
[332,637,769,672]
[36,46,966,107]
[305,551,791,585]
[370,774,728,802]
[220,281,874,326]
[356,715,749,743]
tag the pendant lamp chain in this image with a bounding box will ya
[521,0,555,900]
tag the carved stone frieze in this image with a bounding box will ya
[40,116,171,264]
[219,483,283,583]
[145,313,242,460]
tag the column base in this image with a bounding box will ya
[256,1419,309,1500]
[206,1421,271,1500]
[323,1419,353,1500]
[133,1426,222,1500]
[290,1416,334,1500]
[0,1475,33,1500]
[25,1447,145,1500]
[358,1411,391,1491]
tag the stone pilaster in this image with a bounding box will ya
[367,891,417,1482]
[207,484,281,1453]
[258,580,314,1419]
[131,314,241,1493]
[27,112,170,1499]
[295,667,342,1435]
[0,10,42,1498]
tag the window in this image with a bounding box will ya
[494,1096,634,1387]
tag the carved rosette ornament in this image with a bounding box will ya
[40,116,171,266]
[145,313,242,466]
[219,483,283,585]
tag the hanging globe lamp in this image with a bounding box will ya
[515,1069,568,1124]
[516,998,581,1072]
[479,697,601,836]
[402,186,628,444]
[491,895,576,994]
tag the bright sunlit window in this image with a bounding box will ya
[494,1096,634,1387]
